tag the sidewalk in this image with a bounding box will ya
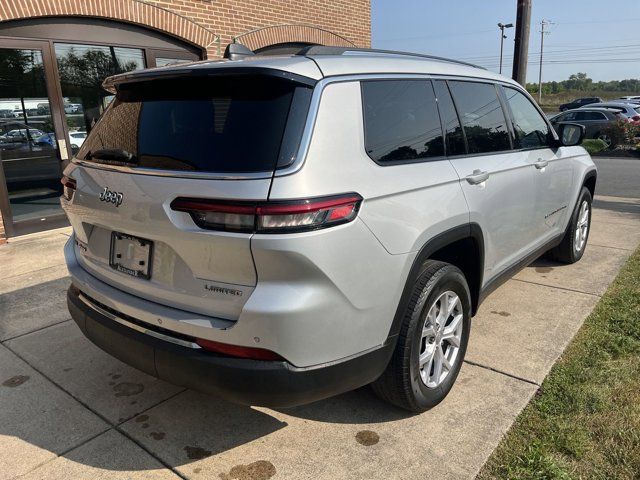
[1,195,638,479]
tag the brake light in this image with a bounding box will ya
[632,115,640,122]
[195,338,284,361]
[170,193,363,233]
[61,175,76,201]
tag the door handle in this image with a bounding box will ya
[465,169,489,185]
[534,158,549,169]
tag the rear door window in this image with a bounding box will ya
[361,80,444,163]
[448,81,511,154]
[77,74,313,173]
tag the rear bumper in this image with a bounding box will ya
[68,285,394,408]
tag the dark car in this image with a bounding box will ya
[559,97,602,112]
[550,107,625,147]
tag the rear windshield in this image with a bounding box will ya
[77,74,313,173]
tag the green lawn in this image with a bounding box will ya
[478,247,640,480]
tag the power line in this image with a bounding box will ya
[458,43,640,61]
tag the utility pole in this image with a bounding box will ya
[498,22,514,74]
[538,20,551,103]
[512,0,531,87]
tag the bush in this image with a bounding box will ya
[581,139,608,155]
[601,120,640,149]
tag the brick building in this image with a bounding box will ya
[0,0,371,242]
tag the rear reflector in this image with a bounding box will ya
[195,338,284,361]
[170,193,362,233]
[61,175,76,201]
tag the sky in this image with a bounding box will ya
[371,0,640,83]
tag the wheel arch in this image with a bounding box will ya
[386,223,485,340]
[583,169,597,198]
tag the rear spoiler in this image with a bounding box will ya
[102,65,317,94]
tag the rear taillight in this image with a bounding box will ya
[61,175,76,201]
[632,115,640,122]
[195,338,284,361]
[170,193,363,233]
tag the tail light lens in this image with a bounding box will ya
[61,175,76,201]
[170,193,362,233]
[631,115,640,122]
[195,338,284,361]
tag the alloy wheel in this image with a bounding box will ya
[418,291,464,388]
[574,200,590,253]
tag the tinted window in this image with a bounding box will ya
[433,80,466,156]
[575,111,606,121]
[362,80,444,163]
[448,81,511,154]
[77,75,312,173]
[503,87,551,149]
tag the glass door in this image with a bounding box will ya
[0,39,68,236]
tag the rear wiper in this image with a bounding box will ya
[87,148,138,166]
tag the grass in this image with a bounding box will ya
[581,139,608,155]
[478,246,640,480]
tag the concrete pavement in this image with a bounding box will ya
[1,188,638,479]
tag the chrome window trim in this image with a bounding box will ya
[275,72,526,177]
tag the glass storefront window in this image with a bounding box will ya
[54,43,145,154]
[0,48,62,223]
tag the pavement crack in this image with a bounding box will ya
[464,359,540,386]
[1,319,73,343]
[511,278,602,298]
[588,243,633,252]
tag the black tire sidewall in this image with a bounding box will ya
[406,266,471,410]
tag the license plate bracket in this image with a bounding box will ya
[109,232,153,279]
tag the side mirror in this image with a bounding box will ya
[557,123,585,146]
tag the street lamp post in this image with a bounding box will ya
[498,22,514,74]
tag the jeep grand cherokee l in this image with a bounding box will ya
[62,46,596,412]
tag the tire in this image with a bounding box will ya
[371,260,471,412]
[550,187,592,264]
[595,132,613,149]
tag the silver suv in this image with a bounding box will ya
[62,46,596,412]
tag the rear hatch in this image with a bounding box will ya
[62,67,316,320]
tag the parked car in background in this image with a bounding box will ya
[617,96,640,101]
[64,103,83,114]
[550,107,625,146]
[69,131,87,149]
[62,47,597,413]
[37,103,51,115]
[1,128,46,142]
[35,132,57,147]
[559,97,602,111]
[580,102,640,124]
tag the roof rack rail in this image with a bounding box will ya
[295,46,486,70]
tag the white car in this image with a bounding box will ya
[69,131,87,149]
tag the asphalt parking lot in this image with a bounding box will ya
[1,157,639,479]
